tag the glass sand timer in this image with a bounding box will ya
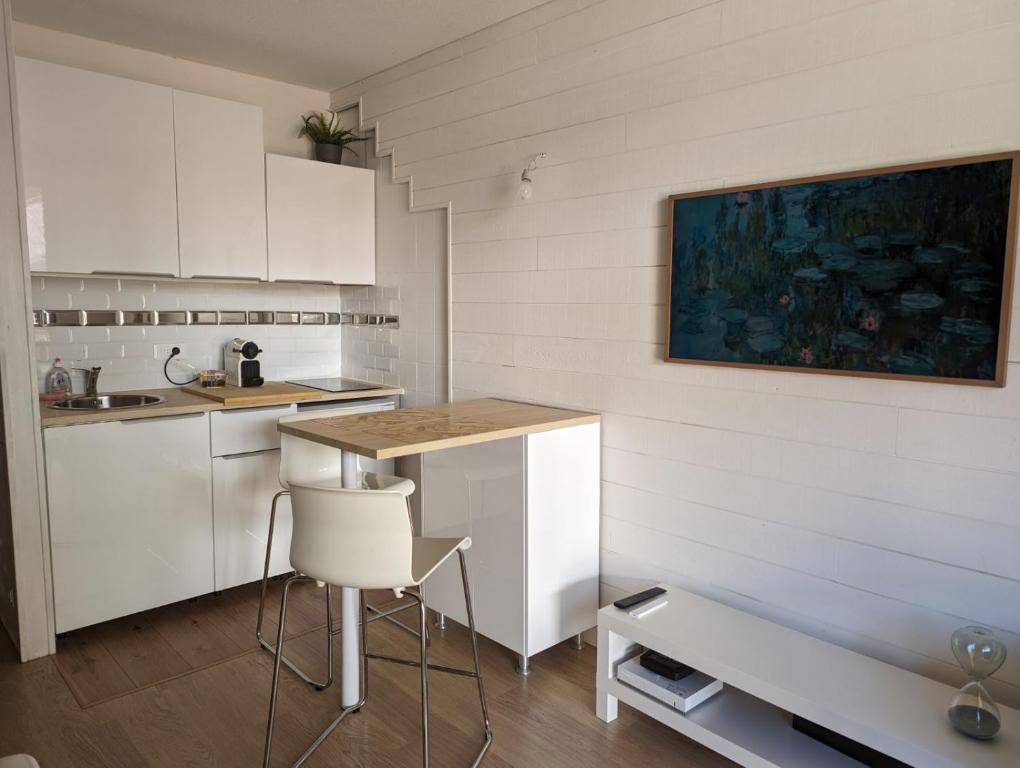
[948,626,1007,740]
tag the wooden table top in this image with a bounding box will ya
[277,398,601,459]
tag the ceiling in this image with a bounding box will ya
[11,0,550,91]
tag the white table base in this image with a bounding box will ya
[339,450,361,707]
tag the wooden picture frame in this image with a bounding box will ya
[664,152,1019,387]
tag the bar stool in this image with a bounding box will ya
[263,483,492,768]
[255,412,416,691]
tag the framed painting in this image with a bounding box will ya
[665,153,1018,386]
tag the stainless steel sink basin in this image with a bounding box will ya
[49,394,166,410]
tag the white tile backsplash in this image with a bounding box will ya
[33,276,342,392]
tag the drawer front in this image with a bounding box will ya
[213,451,292,591]
[210,403,297,457]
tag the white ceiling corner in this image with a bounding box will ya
[12,0,550,91]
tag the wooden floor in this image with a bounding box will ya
[0,580,735,767]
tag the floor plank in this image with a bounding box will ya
[89,614,192,688]
[146,598,246,669]
[53,623,135,706]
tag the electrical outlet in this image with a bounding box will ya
[154,344,184,360]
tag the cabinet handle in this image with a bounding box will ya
[92,270,177,278]
[218,448,280,460]
[271,279,340,286]
[217,404,294,415]
[120,412,206,424]
[189,274,264,281]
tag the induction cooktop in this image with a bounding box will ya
[287,377,380,393]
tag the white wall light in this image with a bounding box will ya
[519,152,548,200]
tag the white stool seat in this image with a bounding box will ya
[412,537,472,584]
[361,471,415,497]
[0,756,41,768]
[304,470,414,498]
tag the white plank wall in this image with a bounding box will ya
[333,0,1020,705]
[340,143,449,406]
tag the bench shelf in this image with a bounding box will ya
[596,585,1019,768]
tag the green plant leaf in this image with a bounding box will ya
[298,109,364,146]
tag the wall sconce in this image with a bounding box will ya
[519,152,548,200]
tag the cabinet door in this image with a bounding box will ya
[15,57,179,276]
[525,424,600,654]
[420,438,525,654]
[44,413,213,632]
[212,450,292,591]
[266,154,375,284]
[174,90,267,280]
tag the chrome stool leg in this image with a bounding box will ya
[459,549,493,765]
[256,490,334,690]
[364,601,421,637]
[418,592,430,768]
[265,588,368,768]
[263,573,300,768]
[271,563,491,768]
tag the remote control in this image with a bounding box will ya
[629,596,668,618]
[613,586,666,610]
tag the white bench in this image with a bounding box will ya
[596,584,1019,768]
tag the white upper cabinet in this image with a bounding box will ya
[17,59,375,284]
[174,90,267,280]
[15,57,179,276]
[266,154,376,284]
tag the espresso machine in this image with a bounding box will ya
[223,338,264,387]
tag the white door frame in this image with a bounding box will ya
[0,0,56,661]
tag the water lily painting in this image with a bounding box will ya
[665,153,1018,386]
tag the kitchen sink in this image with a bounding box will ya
[49,394,167,410]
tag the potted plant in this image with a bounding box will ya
[299,109,366,164]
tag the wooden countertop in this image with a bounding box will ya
[277,398,601,459]
[39,380,403,427]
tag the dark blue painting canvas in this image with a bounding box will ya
[666,154,1018,385]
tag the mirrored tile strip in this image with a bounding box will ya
[341,313,400,328]
[33,309,353,327]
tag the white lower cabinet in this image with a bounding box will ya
[212,450,293,591]
[44,399,400,634]
[420,438,526,654]
[44,413,214,633]
[418,422,600,663]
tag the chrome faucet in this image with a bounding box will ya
[72,366,102,397]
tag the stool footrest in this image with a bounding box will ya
[329,601,422,637]
[365,651,481,679]
[289,703,363,768]
[257,636,333,690]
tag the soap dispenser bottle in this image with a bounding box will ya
[42,357,72,401]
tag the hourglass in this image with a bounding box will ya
[947,626,1006,740]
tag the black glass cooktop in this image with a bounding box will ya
[287,377,380,393]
